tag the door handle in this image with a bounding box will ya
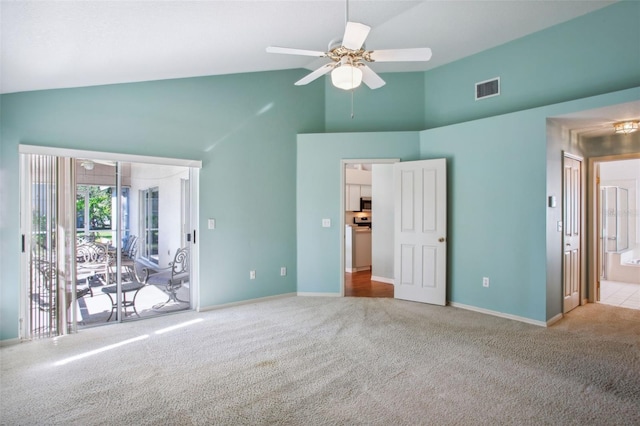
[439,237,446,243]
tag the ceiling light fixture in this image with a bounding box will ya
[613,121,639,134]
[331,63,363,91]
[80,160,94,171]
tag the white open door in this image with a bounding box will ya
[394,158,447,305]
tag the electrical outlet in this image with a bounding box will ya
[250,270,256,280]
[482,277,490,288]
[322,218,331,228]
[280,267,287,276]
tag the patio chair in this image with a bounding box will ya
[145,246,189,309]
[31,259,92,312]
[101,261,149,321]
[76,242,114,294]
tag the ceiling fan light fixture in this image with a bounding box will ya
[80,160,94,171]
[331,64,363,90]
[613,121,639,134]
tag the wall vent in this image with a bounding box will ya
[475,77,500,100]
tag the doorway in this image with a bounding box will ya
[340,157,448,305]
[341,159,397,298]
[590,155,640,311]
[19,146,201,339]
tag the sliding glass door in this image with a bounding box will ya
[20,148,199,339]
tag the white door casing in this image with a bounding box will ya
[563,154,581,313]
[394,158,447,305]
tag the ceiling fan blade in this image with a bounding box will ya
[368,48,432,62]
[295,63,336,86]
[360,65,386,89]
[342,22,371,50]
[266,46,326,57]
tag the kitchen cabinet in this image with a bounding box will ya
[345,184,371,211]
[346,184,361,211]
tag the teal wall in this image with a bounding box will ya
[296,132,420,294]
[423,88,640,322]
[299,87,639,323]
[2,1,639,339]
[423,0,640,128]
[325,72,426,132]
[0,69,325,340]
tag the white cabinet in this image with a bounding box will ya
[346,184,361,211]
[345,184,371,211]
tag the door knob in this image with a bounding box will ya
[439,237,446,242]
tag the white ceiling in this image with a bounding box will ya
[552,101,640,138]
[0,0,617,95]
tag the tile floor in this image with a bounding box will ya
[599,280,640,310]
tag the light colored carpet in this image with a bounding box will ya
[1,296,639,425]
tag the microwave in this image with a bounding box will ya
[360,197,372,211]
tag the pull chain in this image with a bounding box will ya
[351,90,355,119]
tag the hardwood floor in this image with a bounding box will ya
[345,270,394,298]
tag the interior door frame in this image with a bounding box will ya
[562,152,583,313]
[587,152,640,304]
[340,158,399,297]
[19,144,202,337]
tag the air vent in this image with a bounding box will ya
[475,77,500,100]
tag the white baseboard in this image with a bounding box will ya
[297,292,341,297]
[198,292,296,312]
[371,276,394,285]
[345,266,371,273]
[448,302,548,327]
[546,313,564,326]
[0,337,21,347]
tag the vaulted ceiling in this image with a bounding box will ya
[0,0,616,94]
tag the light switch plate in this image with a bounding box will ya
[322,218,331,228]
[208,218,215,230]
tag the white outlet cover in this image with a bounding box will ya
[322,218,331,228]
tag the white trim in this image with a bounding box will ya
[340,158,400,298]
[297,292,341,297]
[197,293,297,312]
[546,313,564,326]
[189,169,200,312]
[448,302,548,327]
[371,275,394,285]
[563,151,584,162]
[345,266,371,273]
[18,144,202,168]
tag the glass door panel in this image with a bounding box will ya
[22,153,195,337]
[75,159,119,327]
[126,163,191,320]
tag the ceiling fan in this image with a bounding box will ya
[266,6,432,91]
[78,159,115,170]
